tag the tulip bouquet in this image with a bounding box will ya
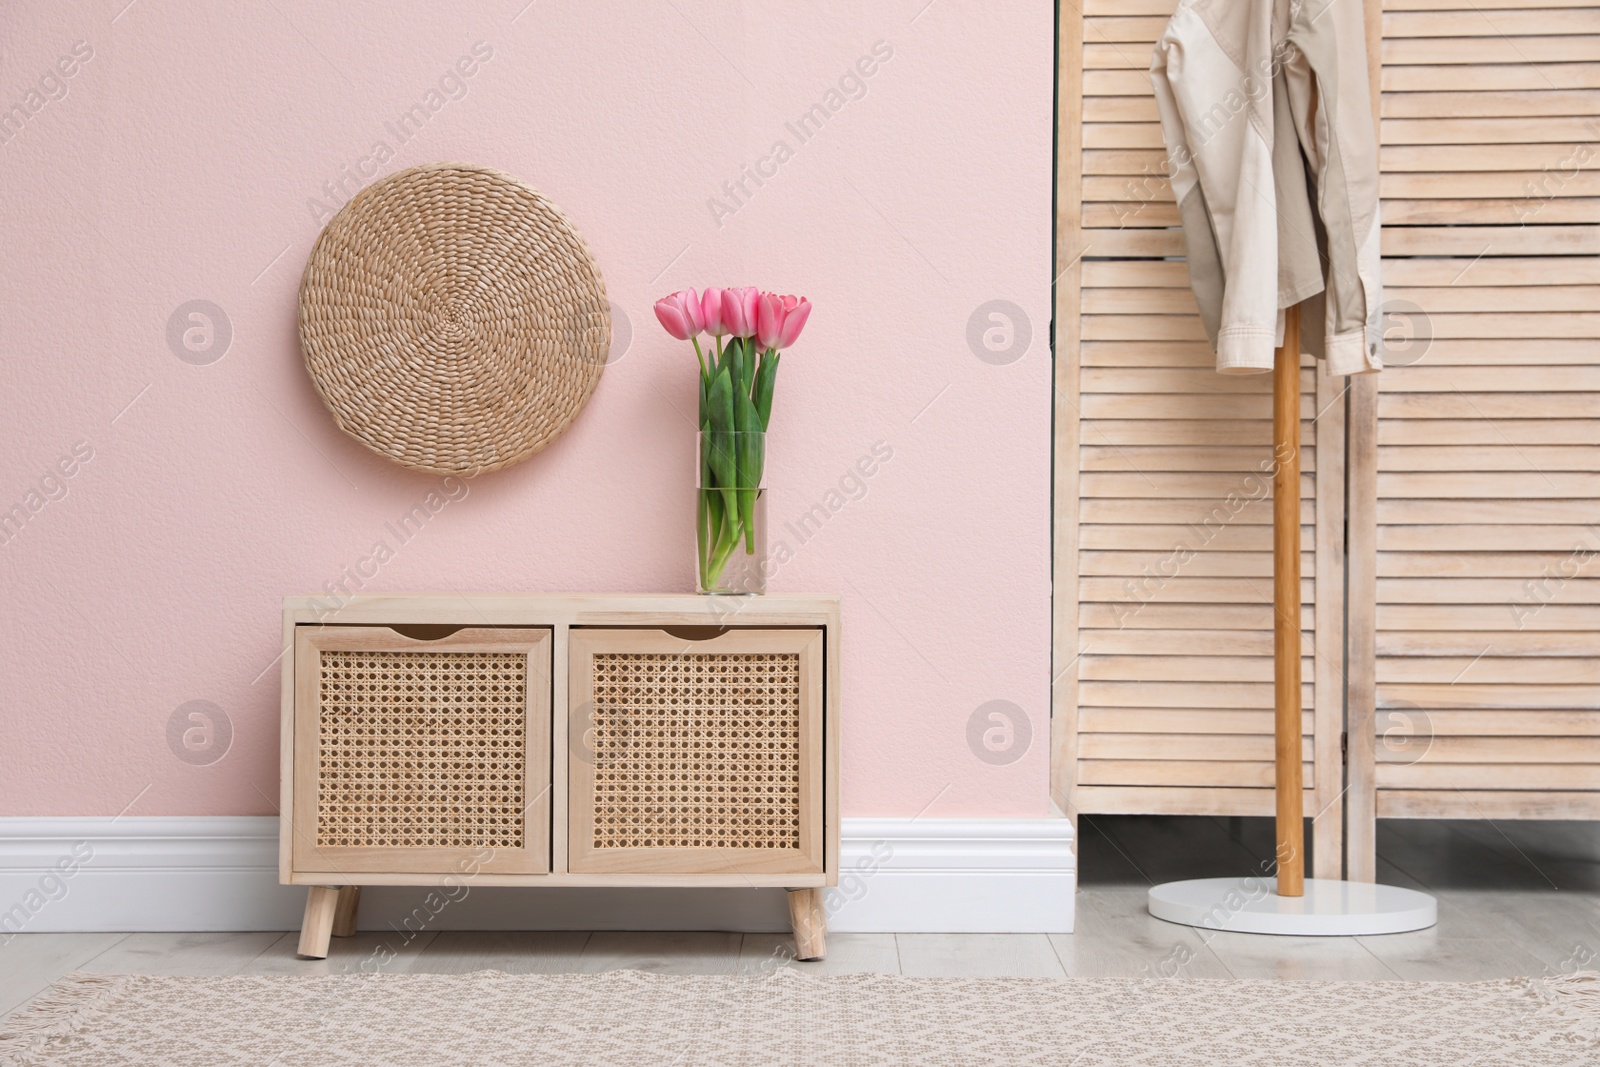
[655,286,811,593]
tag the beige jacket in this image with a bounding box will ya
[1150,0,1383,376]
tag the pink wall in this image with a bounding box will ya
[0,2,1054,819]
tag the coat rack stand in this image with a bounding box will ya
[1146,305,1437,935]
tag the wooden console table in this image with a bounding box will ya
[279,594,840,960]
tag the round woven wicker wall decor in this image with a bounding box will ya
[297,162,609,474]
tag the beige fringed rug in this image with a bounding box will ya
[1,970,1595,1066]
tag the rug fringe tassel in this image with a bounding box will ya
[0,972,125,1067]
[1522,970,1600,1035]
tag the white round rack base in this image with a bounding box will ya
[1148,877,1437,936]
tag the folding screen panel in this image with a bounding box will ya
[1345,0,1600,875]
[1052,0,1349,878]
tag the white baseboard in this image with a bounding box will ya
[829,818,1076,933]
[0,816,1075,935]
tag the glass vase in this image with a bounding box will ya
[697,430,767,595]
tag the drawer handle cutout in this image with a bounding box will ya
[387,624,467,641]
[661,626,731,642]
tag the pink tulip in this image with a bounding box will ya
[679,288,705,334]
[653,291,698,340]
[775,295,811,348]
[721,286,761,339]
[756,293,785,349]
[738,287,761,334]
[700,287,727,337]
[719,287,746,337]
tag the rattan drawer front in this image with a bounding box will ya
[568,628,825,876]
[292,626,551,875]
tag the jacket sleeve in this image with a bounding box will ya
[1149,27,1225,353]
[1284,0,1384,376]
[1150,0,1287,375]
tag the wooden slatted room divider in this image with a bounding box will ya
[1344,0,1600,878]
[1053,0,1600,880]
[1052,0,1349,879]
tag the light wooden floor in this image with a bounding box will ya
[4,817,1596,1020]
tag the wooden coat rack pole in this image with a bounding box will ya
[1145,0,1437,935]
[1147,298,1434,932]
[1274,304,1305,898]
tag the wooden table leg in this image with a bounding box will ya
[332,885,361,938]
[787,888,827,962]
[298,886,340,959]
